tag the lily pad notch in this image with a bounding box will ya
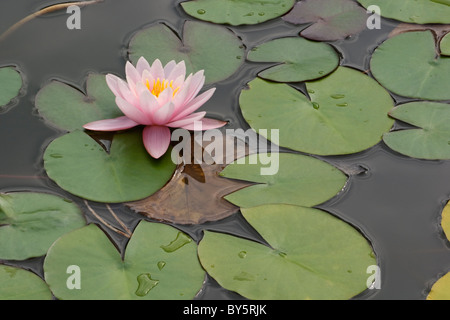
[370,30,450,101]
[220,152,348,209]
[0,192,86,261]
[282,0,369,41]
[384,102,450,160]
[238,67,394,156]
[43,129,176,204]
[44,221,205,300]
[247,37,340,83]
[35,74,123,132]
[181,0,296,26]
[0,66,24,111]
[128,21,245,85]
[198,204,377,300]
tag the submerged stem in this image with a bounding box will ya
[0,0,103,42]
[0,175,48,180]
[84,200,131,239]
[106,204,132,236]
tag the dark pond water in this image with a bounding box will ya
[1,0,450,300]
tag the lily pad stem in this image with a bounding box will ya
[0,0,104,42]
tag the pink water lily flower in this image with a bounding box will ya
[83,57,227,158]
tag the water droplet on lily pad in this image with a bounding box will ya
[4,267,18,278]
[157,261,166,270]
[135,273,159,297]
[160,232,192,253]
[238,251,247,258]
[181,0,295,26]
[233,271,255,281]
[312,102,320,109]
[197,9,206,14]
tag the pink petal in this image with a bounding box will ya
[181,118,227,130]
[185,70,205,103]
[163,60,177,76]
[138,90,160,123]
[106,74,123,99]
[115,96,151,125]
[153,102,175,125]
[173,73,189,92]
[142,125,171,159]
[136,57,151,75]
[167,61,186,82]
[156,86,174,107]
[172,75,193,109]
[83,116,139,131]
[171,88,216,121]
[125,61,140,91]
[117,78,138,106]
[149,59,165,80]
[141,70,155,89]
[135,81,151,100]
[166,111,206,128]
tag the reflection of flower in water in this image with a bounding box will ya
[83,57,226,158]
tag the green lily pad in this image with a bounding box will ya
[0,66,23,108]
[128,21,244,84]
[44,221,205,300]
[239,67,394,156]
[383,102,450,160]
[441,32,450,56]
[247,37,339,82]
[370,31,450,101]
[181,0,295,26]
[357,0,450,24]
[430,195,450,300]
[427,272,450,300]
[35,74,122,132]
[0,265,52,300]
[43,129,176,203]
[198,204,376,300]
[282,0,368,41]
[220,153,347,208]
[0,192,85,260]
[440,200,450,241]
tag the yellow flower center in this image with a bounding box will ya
[146,78,180,98]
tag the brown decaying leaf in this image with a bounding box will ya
[125,133,257,225]
[282,0,368,41]
[389,23,450,41]
[388,23,450,56]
